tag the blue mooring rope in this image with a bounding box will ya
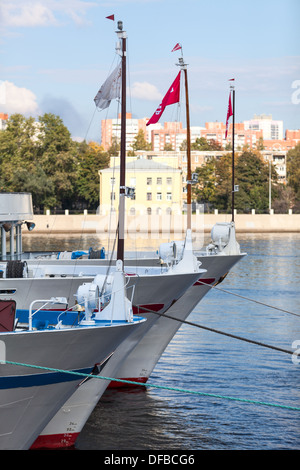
[4,360,300,412]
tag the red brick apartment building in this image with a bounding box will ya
[100,114,298,152]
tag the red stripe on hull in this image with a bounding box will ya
[108,377,148,389]
[30,432,79,450]
[132,304,164,314]
[193,278,215,286]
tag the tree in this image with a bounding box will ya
[192,158,216,206]
[191,137,211,151]
[192,150,278,213]
[108,136,120,156]
[164,143,173,151]
[286,143,300,203]
[272,185,295,214]
[193,154,232,212]
[0,112,110,211]
[179,140,187,151]
[75,141,109,209]
[234,150,277,213]
[208,139,223,150]
[37,113,78,209]
[256,137,265,150]
[0,114,39,192]
[214,153,232,211]
[11,166,56,210]
[191,137,222,151]
[130,129,151,153]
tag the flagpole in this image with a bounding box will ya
[116,21,126,262]
[231,84,235,223]
[177,52,191,230]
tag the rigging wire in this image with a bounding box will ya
[83,107,97,142]
[196,278,300,319]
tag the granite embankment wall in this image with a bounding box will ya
[30,213,300,234]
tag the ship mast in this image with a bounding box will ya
[231,83,235,222]
[177,54,191,230]
[116,20,127,262]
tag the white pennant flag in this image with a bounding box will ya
[94,62,122,110]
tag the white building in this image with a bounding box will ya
[244,114,283,140]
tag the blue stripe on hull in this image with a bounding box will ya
[0,367,93,389]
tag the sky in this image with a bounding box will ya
[0,0,299,142]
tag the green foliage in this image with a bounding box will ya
[180,137,222,152]
[131,129,152,152]
[107,136,120,156]
[164,143,173,151]
[193,150,279,213]
[192,137,222,151]
[0,113,109,211]
[214,153,232,211]
[286,143,300,201]
[234,151,274,213]
[256,137,265,150]
[75,141,109,208]
[192,158,216,204]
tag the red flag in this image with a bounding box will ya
[171,43,181,52]
[106,14,114,20]
[146,72,181,126]
[225,91,233,139]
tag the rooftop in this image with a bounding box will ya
[101,157,180,172]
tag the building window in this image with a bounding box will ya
[156,192,162,201]
[166,177,172,185]
[130,207,136,215]
[147,192,152,201]
[110,177,116,185]
[147,207,152,214]
[166,192,172,201]
[130,177,136,187]
[157,177,162,185]
[147,177,152,185]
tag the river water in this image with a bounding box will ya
[23,232,300,451]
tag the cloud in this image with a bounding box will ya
[1,2,57,27]
[130,82,162,101]
[0,81,40,115]
[0,0,96,28]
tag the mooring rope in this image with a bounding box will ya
[4,360,300,412]
[141,307,294,356]
[131,269,299,357]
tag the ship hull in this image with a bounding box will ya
[0,320,141,450]
[113,254,243,385]
[31,253,244,449]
